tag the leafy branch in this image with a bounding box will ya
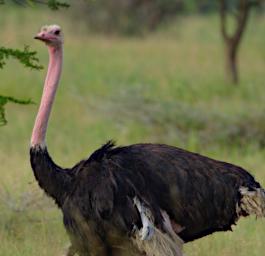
[0,96,34,126]
[0,46,43,70]
[1,0,69,10]
[46,0,70,10]
[0,46,40,126]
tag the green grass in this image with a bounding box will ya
[0,5,265,256]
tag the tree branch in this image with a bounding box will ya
[0,46,43,70]
[233,0,251,47]
[1,0,69,9]
[220,0,229,41]
[0,95,34,126]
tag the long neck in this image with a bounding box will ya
[30,45,72,207]
[31,46,63,148]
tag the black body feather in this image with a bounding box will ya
[30,142,262,255]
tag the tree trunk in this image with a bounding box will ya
[225,39,239,84]
[219,0,251,85]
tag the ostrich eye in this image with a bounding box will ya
[54,30,60,35]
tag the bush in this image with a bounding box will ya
[74,0,183,35]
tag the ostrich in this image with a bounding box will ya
[30,25,265,256]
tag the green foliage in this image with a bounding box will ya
[1,0,69,9]
[0,46,40,126]
[183,0,218,13]
[0,46,43,70]
[0,96,34,126]
[47,0,69,10]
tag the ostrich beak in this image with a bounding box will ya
[34,33,50,42]
[34,35,42,40]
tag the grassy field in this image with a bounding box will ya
[0,5,265,256]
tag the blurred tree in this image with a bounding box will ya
[74,0,263,36]
[184,0,218,13]
[0,0,69,126]
[219,0,261,84]
[81,0,183,35]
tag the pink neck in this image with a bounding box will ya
[31,46,63,148]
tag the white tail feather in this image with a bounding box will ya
[238,187,265,218]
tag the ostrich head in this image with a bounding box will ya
[34,24,63,47]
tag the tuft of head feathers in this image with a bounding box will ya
[40,24,61,32]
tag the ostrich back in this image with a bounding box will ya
[63,142,261,248]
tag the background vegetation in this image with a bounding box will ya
[0,2,264,256]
